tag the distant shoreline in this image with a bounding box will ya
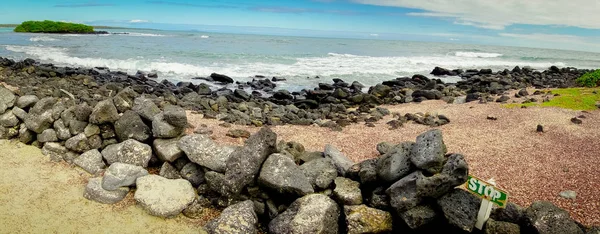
[0,24,135,30]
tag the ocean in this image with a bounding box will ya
[1,27,599,91]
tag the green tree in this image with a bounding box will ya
[14,20,94,33]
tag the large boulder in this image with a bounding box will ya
[0,86,16,108]
[333,177,362,205]
[101,139,152,167]
[523,201,584,234]
[162,105,187,128]
[178,134,235,172]
[411,129,446,174]
[24,98,56,133]
[134,175,196,218]
[83,177,129,204]
[258,154,314,196]
[204,200,258,234]
[386,171,423,213]
[437,189,481,232]
[152,113,184,138]
[112,87,138,113]
[132,97,161,121]
[114,110,151,142]
[73,149,106,174]
[210,73,234,84]
[102,163,149,191]
[376,142,414,182]
[269,194,339,234]
[219,128,277,197]
[345,205,393,234]
[299,158,338,190]
[153,138,184,162]
[324,144,354,177]
[89,99,120,124]
[417,153,468,198]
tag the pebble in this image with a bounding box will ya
[559,190,577,200]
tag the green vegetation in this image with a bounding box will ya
[576,70,600,87]
[14,20,94,33]
[0,24,18,28]
[503,88,600,110]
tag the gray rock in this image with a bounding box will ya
[226,129,251,138]
[0,111,19,127]
[88,134,102,150]
[0,102,6,114]
[401,205,438,229]
[180,163,205,187]
[205,200,258,234]
[484,219,521,234]
[12,107,27,120]
[490,202,524,224]
[182,197,211,219]
[112,87,138,113]
[269,194,339,234]
[333,177,362,205]
[559,190,577,199]
[387,171,423,213]
[18,126,34,144]
[101,139,152,167]
[153,138,183,162]
[163,105,187,128]
[300,158,338,190]
[357,159,378,184]
[377,142,414,182]
[89,99,120,124]
[134,175,196,218]
[114,110,151,142]
[41,142,68,162]
[83,124,100,137]
[102,162,149,190]
[258,154,314,196]
[29,97,56,115]
[83,177,129,204]
[160,162,182,179]
[324,144,354,176]
[73,149,105,174]
[53,119,71,140]
[523,201,584,234]
[417,153,469,198]
[51,100,68,120]
[345,205,393,234]
[132,97,160,121]
[65,133,91,153]
[152,113,184,138]
[204,171,226,194]
[437,189,481,232]
[37,129,58,143]
[178,134,235,172]
[68,119,88,135]
[411,129,446,174]
[219,127,277,197]
[63,151,80,163]
[0,86,16,108]
[376,142,394,155]
[24,111,53,134]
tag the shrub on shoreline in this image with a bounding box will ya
[14,20,94,33]
[577,69,600,87]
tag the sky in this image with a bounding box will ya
[2,0,600,52]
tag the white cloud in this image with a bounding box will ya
[129,19,149,23]
[499,33,600,51]
[353,0,600,30]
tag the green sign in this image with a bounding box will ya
[465,175,508,208]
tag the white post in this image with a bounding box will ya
[475,178,496,230]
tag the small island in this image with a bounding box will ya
[13,20,108,34]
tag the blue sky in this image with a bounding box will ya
[3,0,600,51]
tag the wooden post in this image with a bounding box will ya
[475,178,496,230]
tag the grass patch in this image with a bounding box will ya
[502,88,600,110]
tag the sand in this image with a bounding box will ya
[188,100,600,226]
[0,140,206,234]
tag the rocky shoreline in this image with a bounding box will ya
[0,57,597,233]
[0,57,592,130]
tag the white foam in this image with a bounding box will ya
[121,32,166,37]
[4,45,567,87]
[200,35,209,39]
[454,51,503,58]
[29,36,59,42]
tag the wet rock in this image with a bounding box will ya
[300,158,337,190]
[210,73,234,84]
[65,133,91,153]
[178,134,235,172]
[537,124,544,133]
[523,201,584,234]
[89,99,120,124]
[333,177,362,205]
[153,138,183,162]
[152,113,184,138]
[73,149,106,174]
[387,171,423,213]
[134,175,196,218]
[571,117,583,125]
[83,177,129,204]
[259,153,314,196]
[114,110,151,142]
[411,129,446,174]
[101,139,152,167]
[324,144,354,177]
[269,194,339,234]
[163,105,187,128]
[345,205,393,234]
[102,162,149,190]
[437,189,481,232]
[377,142,414,183]
[205,200,258,234]
[132,97,161,121]
[180,163,205,187]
